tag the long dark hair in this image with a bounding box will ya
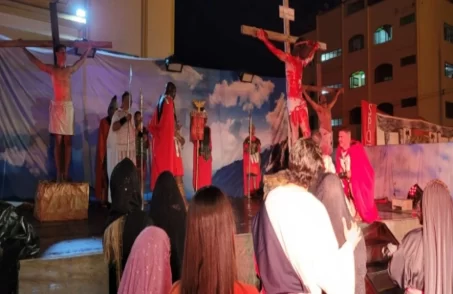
[180,186,236,294]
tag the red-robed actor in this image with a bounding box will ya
[243,125,261,197]
[335,128,379,223]
[149,82,186,199]
[192,116,212,191]
[95,96,117,204]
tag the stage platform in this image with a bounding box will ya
[15,198,419,293]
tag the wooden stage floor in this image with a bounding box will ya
[14,197,418,259]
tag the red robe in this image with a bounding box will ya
[95,117,111,202]
[243,136,261,196]
[335,141,379,223]
[192,126,212,191]
[149,95,184,190]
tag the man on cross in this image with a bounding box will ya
[23,44,91,181]
[256,29,321,145]
[303,88,343,155]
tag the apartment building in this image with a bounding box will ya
[302,0,453,140]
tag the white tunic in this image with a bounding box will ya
[106,108,136,202]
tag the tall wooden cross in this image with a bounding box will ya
[0,2,112,62]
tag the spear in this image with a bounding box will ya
[127,64,133,158]
[139,89,144,200]
[248,110,252,198]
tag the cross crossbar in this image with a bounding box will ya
[241,25,327,51]
[0,40,112,49]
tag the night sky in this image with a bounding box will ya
[175,0,341,77]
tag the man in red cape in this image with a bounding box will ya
[192,115,212,191]
[335,128,379,223]
[243,125,261,197]
[95,96,117,204]
[149,82,186,199]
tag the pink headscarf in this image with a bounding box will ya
[118,226,172,294]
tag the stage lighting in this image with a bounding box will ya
[407,184,423,208]
[76,9,86,18]
[74,39,97,58]
[239,72,254,83]
[165,56,184,73]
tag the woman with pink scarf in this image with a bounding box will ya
[118,226,172,294]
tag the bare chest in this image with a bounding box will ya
[51,68,71,84]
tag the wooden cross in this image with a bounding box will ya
[241,0,337,94]
[0,2,112,64]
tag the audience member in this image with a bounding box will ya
[170,186,258,294]
[118,226,172,294]
[387,179,453,294]
[149,171,187,282]
[103,158,153,294]
[253,138,361,294]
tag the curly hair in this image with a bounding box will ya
[288,138,324,188]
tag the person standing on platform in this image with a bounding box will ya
[95,96,117,205]
[335,128,379,223]
[107,91,136,203]
[149,82,185,198]
[134,111,149,194]
[23,44,91,181]
[243,125,261,197]
[192,113,212,191]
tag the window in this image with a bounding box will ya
[400,13,415,26]
[347,0,365,16]
[368,0,384,6]
[374,25,392,45]
[401,55,416,66]
[446,62,453,78]
[378,103,394,115]
[445,23,453,44]
[331,118,343,127]
[349,107,361,125]
[446,102,453,119]
[321,49,342,62]
[349,71,366,88]
[322,84,343,94]
[349,35,365,52]
[401,97,417,108]
[375,64,393,83]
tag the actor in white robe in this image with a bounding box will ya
[107,92,136,202]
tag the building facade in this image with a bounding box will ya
[302,0,453,141]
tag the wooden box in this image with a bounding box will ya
[34,181,89,222]
[391,198,413,212]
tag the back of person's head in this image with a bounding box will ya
[423,179,453,294]
[288,138,324,188]
[180,186,236,294]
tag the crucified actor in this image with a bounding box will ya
[23,44,91,181]
[303,88,343,155]
[256,29,321,146]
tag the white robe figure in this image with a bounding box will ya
[107,108,136,202]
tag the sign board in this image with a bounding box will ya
[279,6,295,21]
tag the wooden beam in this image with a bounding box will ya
[304,85,342,93]
[0,40,113,48]
[241,25,327,51]
[49,1,60,65]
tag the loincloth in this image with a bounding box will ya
[49,100,74,135]
[319,127,333,154]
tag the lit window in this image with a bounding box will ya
[374,25,392,45]
[349,71,366,89]
[331,118,343,127]
[400,13,415,26]
[321,49,342,62]
[445,23,453,44]
[446,63,453,78]
[375,64,393,83]
[323,84,343,94]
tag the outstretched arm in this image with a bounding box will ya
[70,46,92,73]
[257,29,289,62]
[328,88,343,109]
[22,48,52,74]
[303,90,321,112]
[302,41,320,66]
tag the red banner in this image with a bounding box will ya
[361,100,377,146]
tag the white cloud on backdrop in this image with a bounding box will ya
[265,93,288,145]
[208,76,275,110]
[159,66,204,90]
